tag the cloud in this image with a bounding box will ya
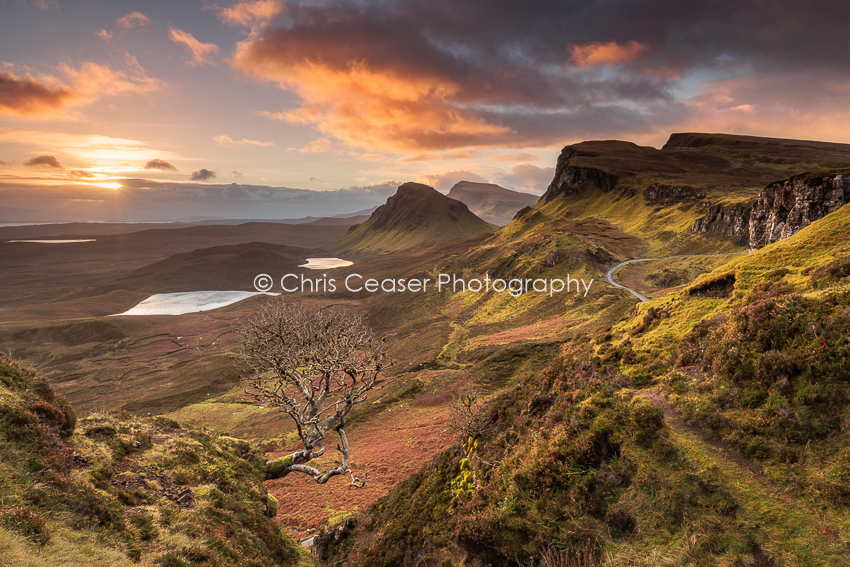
[0,60,161,119]
[0,129,181,168]
[495,163,553,194]
[397,150,476,162]
[217,0,283,28]
[222,183,251,199]
[416,170,488,191]
[59,58,161,97]
[23,155,64,169]
[169,28,219,67]
[191,168,216,181]
[570,41,648,67]
[232,170,243,178]
[212,134,274,147]
[96,29,112,41]
[230,0,850,152]
[0,70,78,118]
[145,159,177,171]
[29,0,58,10]
[117,12,150,29]
[287,137,332,153]
[490,152,541,163]
[0,158,8,166]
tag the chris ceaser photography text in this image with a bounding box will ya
[253,273,594,297]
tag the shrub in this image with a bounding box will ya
[1,505,50,546]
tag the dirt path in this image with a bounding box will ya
[637,388,850,565]
[605,252,748,302]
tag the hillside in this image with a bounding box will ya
[446,181,539,226]
[5,132,850,565]
[329,182,497,254]
[0,354,308,566]
[72,242,316,297]
[317,200,850,566]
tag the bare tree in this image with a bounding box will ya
[236,300,391,487]
[448,382,489,454]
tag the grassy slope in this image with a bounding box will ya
[0,354,309,567]
[7,134,848,554]
[319,204,850,565]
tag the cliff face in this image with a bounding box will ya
[645,184,707,202]
[749,173,850,248]
[543,148,619,202]
[691,202,753,246]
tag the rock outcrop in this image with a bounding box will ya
[645,184,707,202]
[691,202,753,246]
[690,171,850,248]
[543,148,618,203]
[748,172,850,248]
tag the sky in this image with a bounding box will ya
[2,0,850,221]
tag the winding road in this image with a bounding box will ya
[605,252,749,302]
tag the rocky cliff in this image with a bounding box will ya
[690,170,850,248]
[543,147,619,202]
[749,171,850,248]
[691,202,753,246]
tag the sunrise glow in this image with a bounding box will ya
[2,1,850,222]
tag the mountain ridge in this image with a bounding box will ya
[329,182,497,254]
[446,181,539,226]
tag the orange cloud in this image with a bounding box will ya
[60,58,161,97]
[0,60,160,119]
[237,48,512,152]
[490,152,541,162]
[570,40,647,67]
[213,134,275,147]
[286,137,333,153]
[397,150,476,162]
[0,129,182,169]
[677,73,850,144]
[169,29,219,67]
[218,0,283,27]
[117,12,149,28]
[0,69,79,118]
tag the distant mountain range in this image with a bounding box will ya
[446,181,539,226]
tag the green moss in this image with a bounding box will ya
[266,454,295,478]
[0,353,302,566]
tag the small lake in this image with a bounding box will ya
[7,239,97,243]
[111,291,274,316]
[298,257,353,269]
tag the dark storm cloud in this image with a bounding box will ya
[22,155,63,169]
[190,168,216,181]
[233,0,850,150]
[145,158,177,171]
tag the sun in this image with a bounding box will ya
[93,181,123,190]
